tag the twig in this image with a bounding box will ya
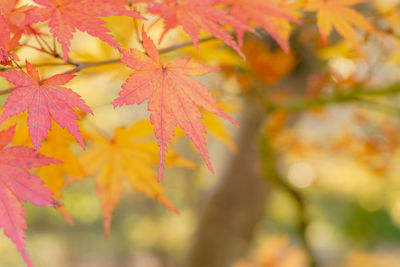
[0,34,220,95]
[33,33,46,51]
[267,83,400,113]
[158,35,217,54]
[53,36,57,55]
[10,57,23,71]
[37,34,54,54]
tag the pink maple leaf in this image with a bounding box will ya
[221,0,302,53]
[0,125,61,267]
[0,61,92,148]
[113,29,239,180]
[0,14,21,66]
[145,0,248,57]
[26,0,145,61]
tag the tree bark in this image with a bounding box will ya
[186,103,268,267]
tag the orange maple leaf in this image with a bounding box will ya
[305,0,380,57]
[113,29,238,180]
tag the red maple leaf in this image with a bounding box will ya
[221,0,302,53]
[113,29,238,180]
[0,61,92,148]
[0,14,21,66]
[0,125,61,267]
[26,0,145,61]
[145,0,248,57]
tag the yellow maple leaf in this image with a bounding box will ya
[306,0,379,58]
[39,123,87,224]
[202,101,239,152]
[173,101,239,153]
[0,112,85,224]
[79,119,195,236]
[0,113,86,224]
[272,0,305,45]
[0,111,30,145]
[39,124,86,195]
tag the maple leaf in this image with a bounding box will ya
[113,29,238,180]
[242,35,298,85]
[26,0,144,61]
[0,113,84,225]
[78,120,190,236]
[37,122,87,225]
[174,100,239,152]
[202,104,238,152]
[0,14,21,66]
[0,60,92,149]
[0,0,35,31]
[89,0,145,18]
[0,125,61,267]
[38,123,86,198]
[145,0,248,57]
[305,0,379,57]
[221,0,302,53]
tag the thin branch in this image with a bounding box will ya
[10,57,23,71]
[2,43,78,71]
[4,28,400,110]
[37,34,54,54]
[23,43,63,61]
[53,36,57,55]
[356,98,400,117]
[22,44,50,54]
[1,62,71,73]
[268,83,400,113]
[158,36,217,54]
[0,86,16,95]
[33,33,46,51]
[0,34,220,95]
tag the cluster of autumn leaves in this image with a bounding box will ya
[0,0,382,266]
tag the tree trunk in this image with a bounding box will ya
[186,103,268,267]
[186,30,320,267]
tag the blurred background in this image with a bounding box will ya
[3,0,400,266]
